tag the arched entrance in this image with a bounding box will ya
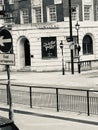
[19,36,31,69]
[24,39,31,66]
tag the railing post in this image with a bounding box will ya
[30,87,32,108]
[87,90,90,116]
[56,88,59,112]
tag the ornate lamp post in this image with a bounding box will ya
[60,41,65,75]
[75,21,81,73]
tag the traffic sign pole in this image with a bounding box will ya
[6,65,14,121]
[0,28,14,121]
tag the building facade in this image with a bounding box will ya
[0,0,98,72]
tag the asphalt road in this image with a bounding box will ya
[0,70,98,89]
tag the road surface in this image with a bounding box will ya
[0,110,98,130]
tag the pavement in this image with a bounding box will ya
[0,103,98,130]
[0,70,98,129]
[0,70,98,89]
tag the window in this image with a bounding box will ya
[72,6,79,21]
[41,37,57,58]
[84,5,91,20]
[4,13,13,23]
[20,9,29,24]
[35,7,42,23]
[83,35,93,55]
[96,6,98,21]
[0,0,3,5]
[47,6,57,22]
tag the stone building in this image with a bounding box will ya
[0,0,98,72]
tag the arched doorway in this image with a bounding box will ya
[19,36,31,69]
[24,39,31,66]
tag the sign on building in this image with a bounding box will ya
[41,37,57,58]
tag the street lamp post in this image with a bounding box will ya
[68,0,74,74]
[60,41,65,75]
[75,21,81,73]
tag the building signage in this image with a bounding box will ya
[41,37,57,58]
[54,0,62,4]
[0,53,15,65]
[37,24,59,29]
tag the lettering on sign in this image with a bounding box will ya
[43,41,56,51]
[3,54,9,59]
[37,24,59,29]
[0,54,15,65]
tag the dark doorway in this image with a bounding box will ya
[83,35,93,55]
[24,39,31,66]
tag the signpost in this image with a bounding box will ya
[0,28,14,121]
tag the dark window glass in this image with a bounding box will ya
[41,37,57,58]
[83,35,93,55]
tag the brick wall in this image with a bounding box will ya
[93,0,98,21]
[42,0,64,22]
[4,0,32,24]
[62,0,82,21]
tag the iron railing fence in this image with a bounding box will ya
[0,83,98,116]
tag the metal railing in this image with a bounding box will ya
[0,83,98,116]
[66,59,98,71]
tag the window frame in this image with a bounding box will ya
[72,6,79,21]
[47,5,57,22]
[0,0,3,5]
[96,5,98,21]
[34,7,42,23]
[84,5,91,21]
[20,9,29,24]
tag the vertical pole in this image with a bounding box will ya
[6,65,13,120]
[77,27,81,73]
[87,90,90,116]
[68,0,74,74]
[6,84,9,105]
[62,47,65,75]
[56,88,59,112]
[30,87,32,108]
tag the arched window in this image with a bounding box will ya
[83,35,93,55]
